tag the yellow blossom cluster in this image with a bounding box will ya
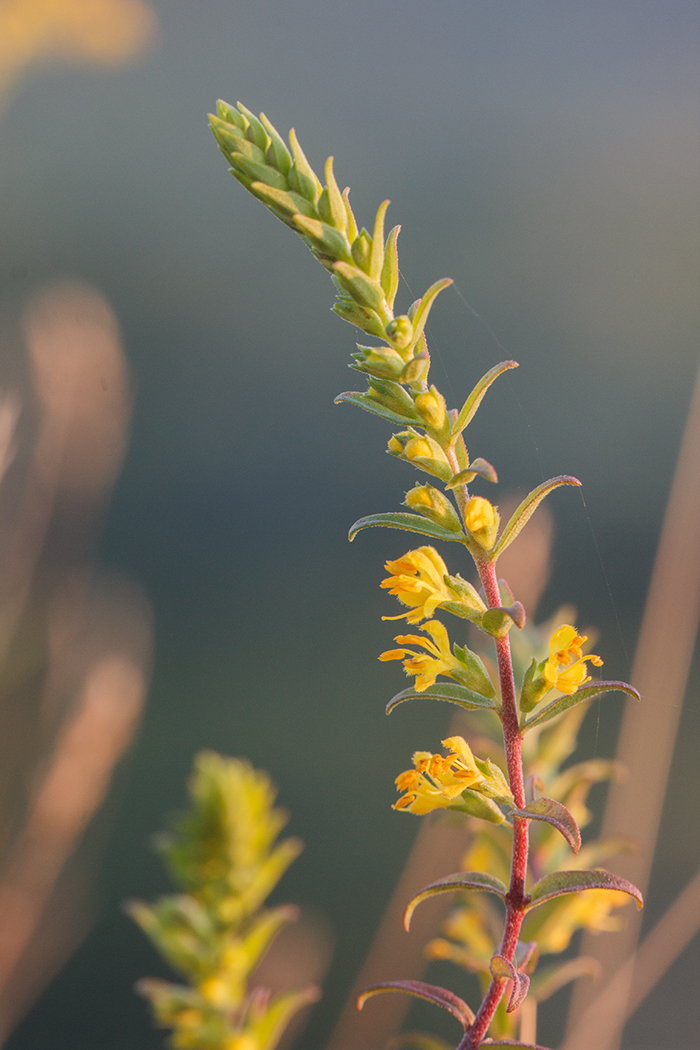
[394,736,487,814]
[543,625,603,695]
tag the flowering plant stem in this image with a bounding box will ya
[208,99,645,1049]
[459,557,527,1049]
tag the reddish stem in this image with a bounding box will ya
[459,557,529,1049]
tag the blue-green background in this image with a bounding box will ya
[1,2,698,1048]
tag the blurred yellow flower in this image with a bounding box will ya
[394,736,484,814]
[533,886,631,954]
[0,0,157,103]
[379,618,459,691]
[380,546,452,623]
[543,624,603,695]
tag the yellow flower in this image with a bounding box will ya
[533,887,630,954]
[380,546,452,623]
[394,736,485,814]
[379,618,460,690]
[543,624,603,695]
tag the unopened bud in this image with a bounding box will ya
[405,484,463,532]
[414,387,447,430]
[386,315,413,351]
[464,496,499,549]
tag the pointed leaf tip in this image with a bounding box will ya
[357,981,475,1029]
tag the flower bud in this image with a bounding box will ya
[464,496,499,549]
[385,315,413,351]
[401,356,430,384]
[351,344,405,380]
[414,387,447,430]
[405,484,463,533]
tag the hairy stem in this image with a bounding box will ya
[459,557,528,1048]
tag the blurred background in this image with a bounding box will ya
[0,1,698,1048]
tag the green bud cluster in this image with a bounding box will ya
[210,100,456,435]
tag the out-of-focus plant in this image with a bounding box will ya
[199,100,646,1050]
[0,0,156,110]
[128,751,320,1050]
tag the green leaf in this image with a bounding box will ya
[526,869,643,912]
[287,127,321,203]
[407,278,454,353]
[229,154,289,191]
[386,682,498,715]
[451,361,519,439]
[511,797,581,853]
[334,391,419,427]
[348,512,467,543]
[492,476,581,559]
[523,680,641,730]
[259,112,292,176]
[357,981,475,1029]
[369,200,390,281]
[403,871,507,930]
[381,224,401,308]
[248,181,317,221]
[446,457,498,487]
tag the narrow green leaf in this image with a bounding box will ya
[511,797,581,853]
[386,682,498,715]
[288,127,321,203]
[342,187,358,243]
[451,361,518,439]
[407,278,453,353]
[523,680,641,731]
[249,181,317,219]
[334,391,419,427]
[236,102,268,151]
[357,981,475,1029]
[369,200,390,282]
[381,225,401,309]
[492,476,581,559]
[403,872,507,931]
[446,458,499,487]
[349,512,468,543]
[319,157,347,232]
[526,869,643,912]
[259,112,292,176]
[229,154,288,191]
